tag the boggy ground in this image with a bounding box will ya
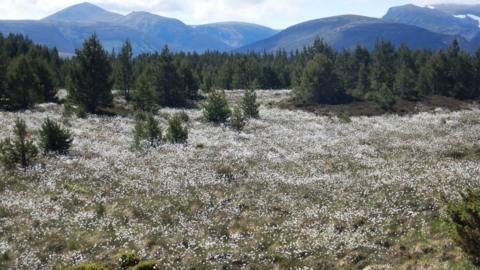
[0,90,479,269]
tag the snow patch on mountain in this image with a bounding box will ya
[454,14,480,28]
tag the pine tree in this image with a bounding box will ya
[133,113,162,148]
[166,114,188,144]
[229,105,246,132]
[176,59,198,100]
[156,46,184,107]
[117,40,134,102]
[242,87,259,119]
[203,90,231,124]
[68,34,113,113]
[5,55,35,110]
[132,63,158,112]
[0,118,38,169]
[39,118,73,155]
[0,51,8,108]
[294,53,345,105]
[30,56,56,103]
[393,44,417,99]
[369,40,396,92]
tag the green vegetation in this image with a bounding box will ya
[165,113,189,144]
[203,90,231,124]
[448,190,480,266]
[118,252,140,269]
[133,112,162,148]
[39,118,73,155]
[115,40,134,102]
[242,88,260,119]
[229,105,246,131]
[0,118,38,169]
[68,34,113,113]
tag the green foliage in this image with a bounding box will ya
[242,88,259,119]
[132,63,159,112]
[76,106,87,119]
[116,40,134,102]
[295,53,345,105]
[338,112,352,123]
[369,40,396,92]
[0,34,59,111]
[118,252,140,268]
[66,263,109,270]
[203,90,231,124]
[133,113,162,148]
[131,261,159,270]
[166,114,188,144]
[229,105,246,132]
[0,118,38,169]
[4,55,36,110]
[448,190,480,265]
[132,47,194,110]
[175,111,190,123]
[39,118,73,154]
[68,34,113,113]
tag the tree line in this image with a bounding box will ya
[1,33,480,113]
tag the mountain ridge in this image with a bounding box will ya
[0,2,480,55]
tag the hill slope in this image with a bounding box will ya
[193,22,279,48]
[383,4,480,40]
[239,15,458,53]
[0,2,277,54]
[42,2,123,23]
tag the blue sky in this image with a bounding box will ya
[0,0,478,28]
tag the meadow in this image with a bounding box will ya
[0,90,479,269]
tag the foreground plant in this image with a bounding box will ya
[229,105,246,131]
[0,118,38,169]
[242,88,260,119]
[133,112,162,148]
[448,190,480,266]
[165,113,188,144]
[203,90,231,124]
[39,118,73,155]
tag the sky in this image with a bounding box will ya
[0,0,479,29]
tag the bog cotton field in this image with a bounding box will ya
[0,90,479,269]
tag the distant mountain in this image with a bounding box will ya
[42,2,123,23]
[193,22,279,48]
[383,4,480,40]
[0,2,277,54]
[2,2,480,55]
[433,4,480,16]
[239,15,459,53]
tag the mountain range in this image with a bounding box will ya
[1,2,480,55]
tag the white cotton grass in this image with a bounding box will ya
[0,90,479,268]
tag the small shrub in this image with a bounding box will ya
[63,102,75,118]
[0,119,38,169]
[444,145,480,160]
[133,113,162,148]
[166,114,188,144]
[66,263,109,270]
[448,190,480,265]
[338,112,352,123]
[242,89,260,119]
[229,105,246,132]
[118,252,140,268]
[203,90,231,124]
[131,260,159,270]
[39,118,73,154]
[176,111,190,123]
[215,164,235,182]
[76,107,87,119]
